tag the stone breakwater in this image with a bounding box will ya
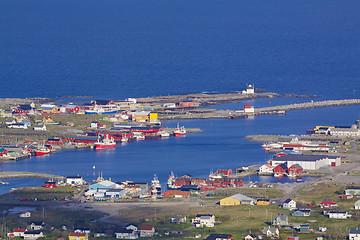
[0,171,65,180]
[160,99,360,120]
[256,99,360,112]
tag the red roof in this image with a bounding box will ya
[140,226,154,231]
[283,144,305,148]
[13,229,26,233]
[69,232,87,237]
[244,105,251,108]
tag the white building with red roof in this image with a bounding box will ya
[139,226,155,238]
[7,228,26,238]
[259,163,274,174]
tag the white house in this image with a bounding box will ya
[66,176,85,185]
[8,123,28,129]
[139,226,155,238]
[327,211,351,219]
[272,154,341,170]
[262,227,279,238]
[242,84,255,94]
[19,211,31,218]
[355,200,360,210]
[7,229,26,238]
[244,234,257,240]
[115,229,138,239]
[34,125,47,131]
[27,221,44,231]
[192,214,215,228]
[283,199,297,210]
[349,229,360,240]
[23,231,44,240]
[259,163,274,174]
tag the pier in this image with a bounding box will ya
[160,98,360,120]
[0,171,65,180]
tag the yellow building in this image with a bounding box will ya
[40,104,59,114]
[220,196,241,206]
[257,199,270,206]
[132,111,150,122]
[219,193,255,206]
[149,112,158,122]
[69,232,88,240]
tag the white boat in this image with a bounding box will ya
[159,131,170,138]
[121,137,128,142]
[136,135,145,140]
[151,174,162,198]
[0,181,9,185]
[174,123,186,136]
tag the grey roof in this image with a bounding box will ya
[277,154,338,162]
[273,214,288,221]
[347,186,360,190]
[230,193,255,202]
[206,234,232,240]
[350,229,360,234]
[290,164,303,170]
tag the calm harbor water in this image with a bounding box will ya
[1,101,359,194]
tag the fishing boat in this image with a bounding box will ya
[35,147,51,156]
[151,174,162,198]
[159,130,170,138]
[0,181,9,185]
[174,123,186,136]
[136,134,145,140]
[95,136,116,150]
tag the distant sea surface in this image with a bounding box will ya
[1,0,360,193]
[1,0,360,99]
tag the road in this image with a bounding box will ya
[275,161,360,204]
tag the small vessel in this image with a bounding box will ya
[93,165,96,170]
[174,123,186,136]
[136,134,145,140]
[261,144,268,148]
[209,171,222,180]
[35,147,51,156]
[121,137,128,142]
[159,131,170,138]
[0,181,9,185]
[167,171,179,190]
[151,174,162,198]
[95,136,116,150]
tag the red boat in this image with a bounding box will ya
[95,136,116,150]
[174,123,186,136]
[35,147,51,156]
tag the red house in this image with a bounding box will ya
[288,164,303,176]
[65,105,80,113]
[15,104,32,115]
[44,181,57,188]
[178,101,194,108]
[232,179,243,187]
[163,190,190,198]
[216,169,232,176]
[0,148,8,157]
[174,179,191,187]
[320,200,337,208]
[46,138,63,145]
[273,163,288,176]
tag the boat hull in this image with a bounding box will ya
[95,143,116,150]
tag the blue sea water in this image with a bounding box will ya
[0,0,360,99]
[1,0,360,192]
